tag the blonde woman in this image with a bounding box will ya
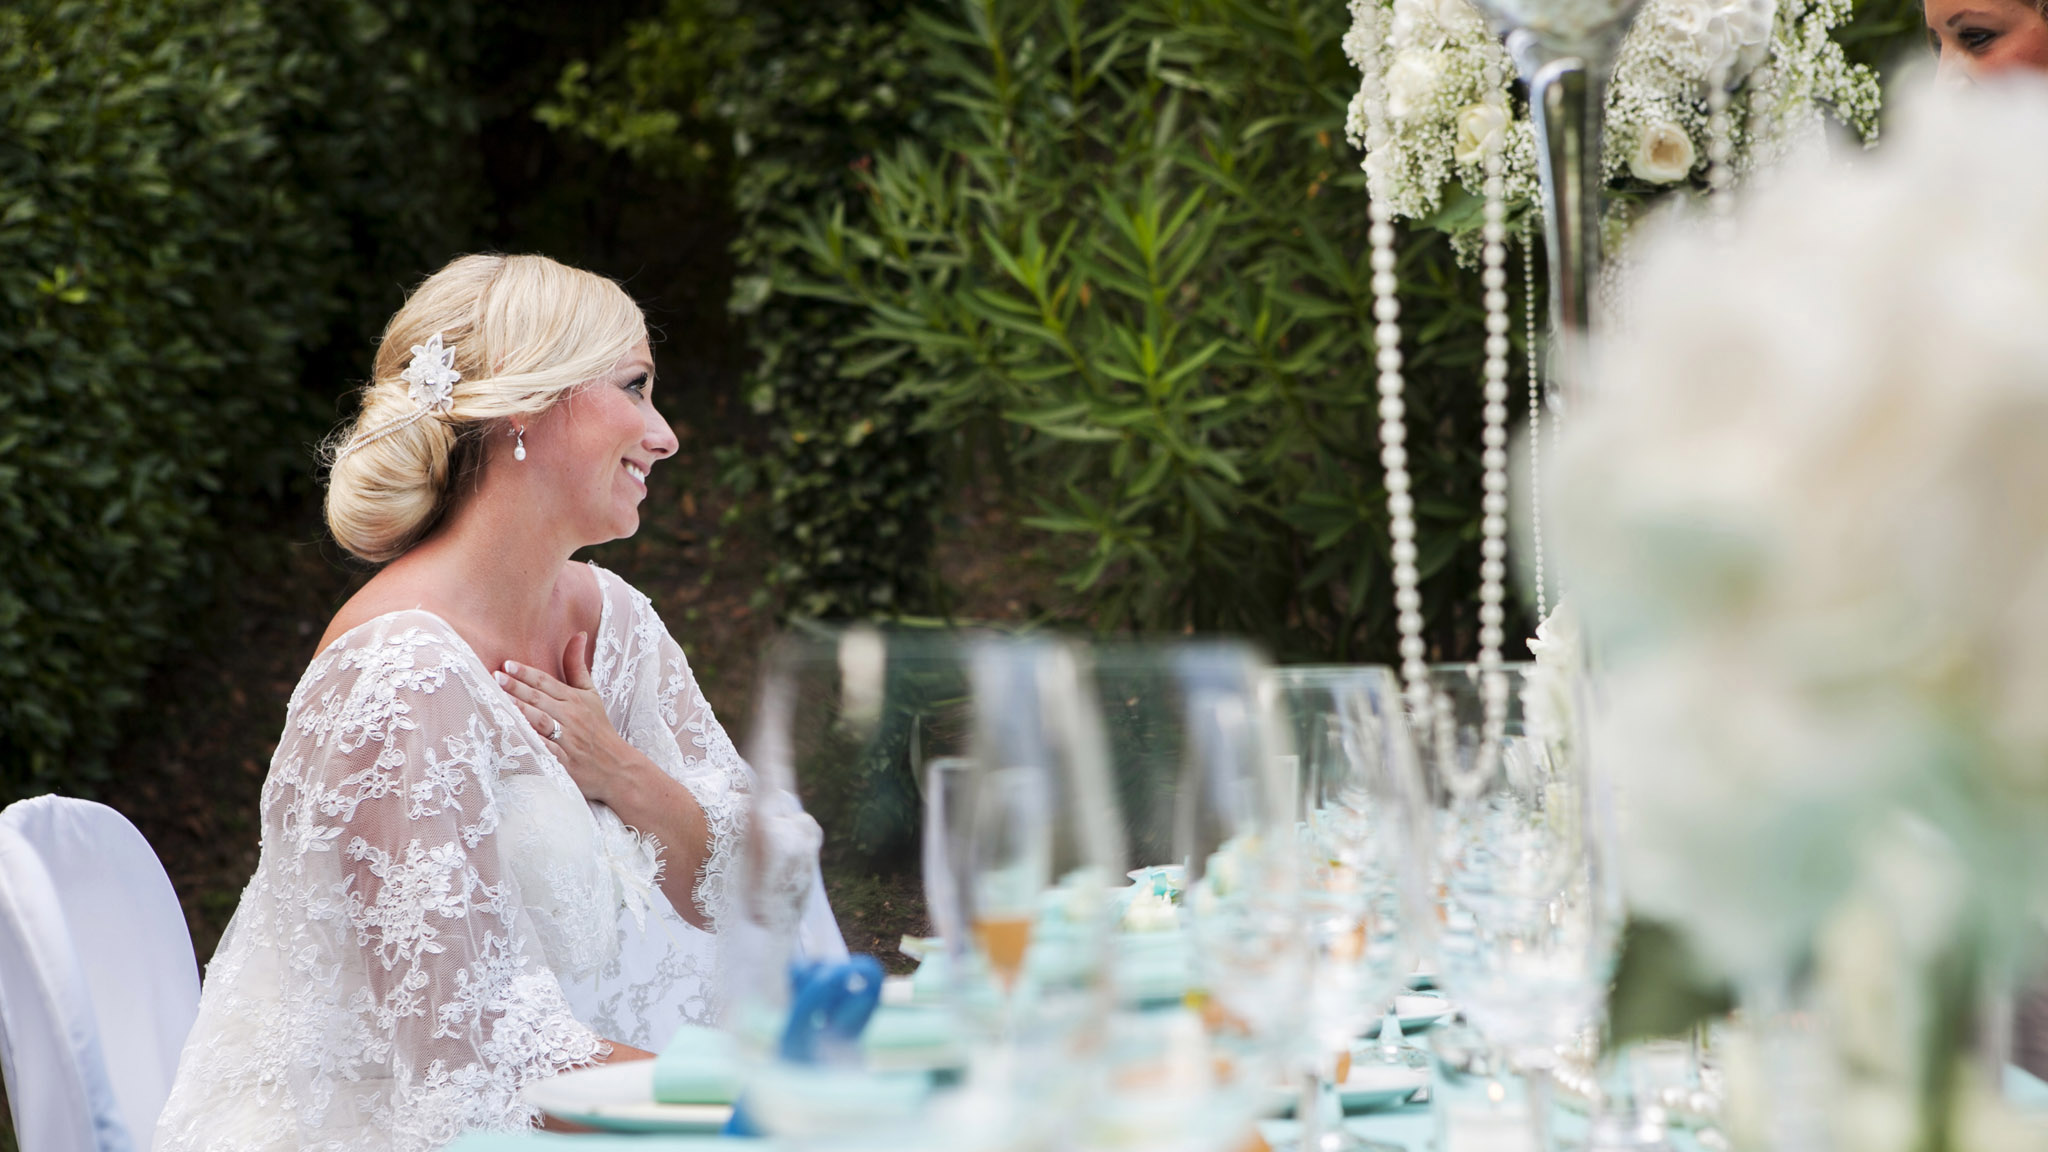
[155,254,836,1150]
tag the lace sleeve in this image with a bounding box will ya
[155,618,609,1152]
[591,571,817,929]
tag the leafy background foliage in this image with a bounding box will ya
[545,0,945,620]
[788,0,1528,663]
[0,0,477,796]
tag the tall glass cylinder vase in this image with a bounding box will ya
[1463,0,1646,406]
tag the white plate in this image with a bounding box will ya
[523,1061,733,1134]
[1361,993,1452,1037]
[1335,1061,1429,1111]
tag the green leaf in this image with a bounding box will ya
[1606,918,1734,1048]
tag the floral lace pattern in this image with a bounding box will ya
[154,565,789,1149]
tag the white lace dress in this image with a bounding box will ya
[155,565,825,1151]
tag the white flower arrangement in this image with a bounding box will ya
[1342,0,1880,228]
[1552,78,2048,990]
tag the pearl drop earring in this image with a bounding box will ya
[513,426,527,462]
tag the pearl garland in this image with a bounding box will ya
[1523,215,1547,622]
[1361,14,1513,768]
[1474,63,1512,761]
[1706,63,1735,230]
[1358,6,1429,708]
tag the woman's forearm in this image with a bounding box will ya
[608,754,714,929]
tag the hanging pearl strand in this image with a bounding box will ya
[1705,61,1735,232]
[1359,15,1429,710]
[1522,214,1547,622]
[1474,61,1513,777]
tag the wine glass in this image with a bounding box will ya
[1085,640,1307,1152]
[732,626,1123,1142]
[1409,660,1621,1149]
[1268,665,1427,1152]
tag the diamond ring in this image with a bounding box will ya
[549,717,563,742]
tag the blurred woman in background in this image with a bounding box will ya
[1926,0,2048,78]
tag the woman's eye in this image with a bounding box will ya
[1960,27,1997,50]
[624,373,651,397]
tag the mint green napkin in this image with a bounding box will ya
[653,1025,744,1105]
[1114,931,1190,1005]
[861,1005,964,1072]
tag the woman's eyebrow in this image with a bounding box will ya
[1946,9,1995,26]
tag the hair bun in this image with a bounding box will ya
[323,253,646,563]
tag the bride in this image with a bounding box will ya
[155,253,834,1150]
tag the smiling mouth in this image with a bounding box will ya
[624,461,647,485]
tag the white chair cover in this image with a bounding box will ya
[0,797,198,1152]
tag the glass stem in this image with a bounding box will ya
[1300,1066,1327,1152]
[1525,1064,1556,1152]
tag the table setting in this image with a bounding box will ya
[441,624,2048,1152]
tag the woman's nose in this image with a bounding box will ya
[645,409,680,458]
[1934,50,1972,86]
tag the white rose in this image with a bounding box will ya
[1655,0,1776,81]
[1453,103,1509,164]
[1655,0,1710,61]
[1725,0,1777,79]
[1629,121,1697,183]
[1434,0,1482,30]
[1384,53,1442,120]
[1391,0,1436,33]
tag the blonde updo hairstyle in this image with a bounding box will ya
[323,253,647,563]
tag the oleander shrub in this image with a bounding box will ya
[787,0,1521,661]
[0,0,476,798]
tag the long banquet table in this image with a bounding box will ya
[444,1064,2048,1151]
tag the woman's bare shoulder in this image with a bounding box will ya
[315,568,444,652]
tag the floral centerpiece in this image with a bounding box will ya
[1341,0,1880,229]
[1552,80,2048,1150]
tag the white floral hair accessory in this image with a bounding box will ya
[333,333,463,462]
[399,333,461,414]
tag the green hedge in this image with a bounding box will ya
[0,0,475,797]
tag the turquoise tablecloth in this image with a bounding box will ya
[443,1065,2048,1151]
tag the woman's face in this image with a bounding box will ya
[524,339,678,545]
[1926,0,2048,81]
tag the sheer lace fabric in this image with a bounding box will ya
[155,565,793,1151]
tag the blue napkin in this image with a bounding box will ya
[725,955,887,1136]
[778,954,885,1063]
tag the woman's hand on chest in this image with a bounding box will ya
[495,630,645,809]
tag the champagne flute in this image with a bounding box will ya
[1269,665,1426,1152]
[734,627,1122,1143]
[1410,661,1620,1150]
[966,764,1051,998]
[1088,640,1307,1151]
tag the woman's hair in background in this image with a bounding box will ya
[323,253,646,563]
